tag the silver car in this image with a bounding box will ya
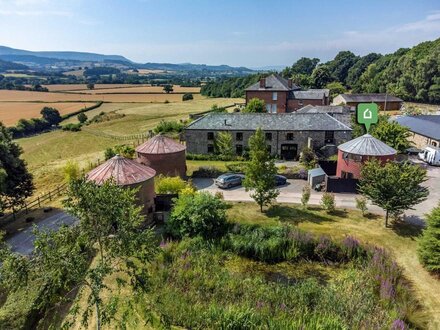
[215,173,244,189]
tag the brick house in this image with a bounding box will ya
[184,113,352,160]
[394,115,440,149]
[332,93,403,111]
[245,74,330,113]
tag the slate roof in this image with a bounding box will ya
[86,155,156,186]
[185,113,352,131]
[394,115,440,140]
[296,105,352,114]
[136,134,186,154]
[245,74,300,91]
[337,134,397,156]
[291,89,329,100]
[338,93,403,103]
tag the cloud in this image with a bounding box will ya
[0,9,72,16]
[396,10,440,33]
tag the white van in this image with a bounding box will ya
[419,146,440,166]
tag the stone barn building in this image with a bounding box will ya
[336,134,397,179]
[245,74,329,113]
[136,134,186,178]
[86,155,156,215]
[184,113,352,160]
[394,115,440,149]
[332,93,403,111]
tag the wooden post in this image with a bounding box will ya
[37,196,41,208]
[24,202,28,214]
[49,191,52,201]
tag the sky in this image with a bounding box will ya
[0,0,439,68]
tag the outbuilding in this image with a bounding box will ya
[308,167,326,188]
[336,134,397,179]
[136,134,187,178]
[86,155,156,215]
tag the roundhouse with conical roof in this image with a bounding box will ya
[336,134,397,179]
[86,155,156,214]
[136,134,186,178]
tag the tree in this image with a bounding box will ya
[166,191,228,239]
[40,107,62,126]
[299,147,317,169]
[163,84,174,93]
[182,93,193,101]
[87,83,95,90]
[359,159,429,227]
[215,131,234,158]
[326,51,358,85]
[321,192,336,213]
[418,203,440,273]
[243,98,265,113]
[104,145,135,160]
[243,128,279,212]
[0,123,34,212]
[301,185,311,209]
[326,81,346,100]
[284,57,320,76]
[311,65,334,88]
[63,160,80,182]
[371,118,412,153]
[77,112,88,124]
[355,196,368,217]
[155,175,191,194]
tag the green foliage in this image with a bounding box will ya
[301,185,311,209]
[359,159,429,227]
[225,162,247,173]
[40,107,62,126]
[215,131,233,158]
[321,192,336,213]
[63,160,80,183]
[155,175,190,194]
[0,122,34,212]
[346,53,382,88]
[186,153,244,162]
[86,82,94,90]
[282,57,320,77]
[200,74,264,98]
[77,112,88,124]
[166,191,228,239]
[163,84,174,93]
[418,203,440,273]
[243,98,265,113]
[326,81,346,100]
[210,104,227,113]
[104,144,135,160]
[326,51,358,85]
[243,128,279,212]
[62,123,82,132]
[153,120,184,135]
[299,147,317,169]
[371,118,412,153]
[311,65,334,88]
[355,196,368,217]
[182,93,193,101]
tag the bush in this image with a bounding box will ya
[63,160,80,182]
[155,175,189,194]
[153,120,184,135]
[62,123,82,132]
[225,162,247,173]
[166,192,228,239]
[191,166,225,178]
[321,192,335,213]
[418,203,440,273]
[301,185,311,209]
[355,196,368,216]
[77,112,88,124]
[210,104,227,113]
[182,93,194,101]
[104,145,135,160]
[186,153,245,162]
[299,147,317,169]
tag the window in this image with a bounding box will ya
[265,132,272,141]
[207,144,214,153]
[207,132,214,140]
[266,104,271,113]
[236,132,243,141]
[272,92,278,101]
[341,171,354,179]
[286,133,294,141]
[271,104,277,113]
[325,131,335,144]
[236,144,243,155]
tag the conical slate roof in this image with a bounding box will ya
[338,134,397,156]
[87,155,156,186]
[136,134,186,154]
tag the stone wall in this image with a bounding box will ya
[408,132,440,149]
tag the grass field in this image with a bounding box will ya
[0,101,96,126]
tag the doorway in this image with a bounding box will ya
[280,144,298,160]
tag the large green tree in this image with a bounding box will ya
[359,159,429,227]
[282,57,320,77]
[0,122,34,212]
[326,51,358,85]
[215,131,234,158]
[243,98,265,113]
[418,202,440,273]
[243,128,279,212]
[40,107,62,126]
[371,119,412,153]
[311,65,334,88]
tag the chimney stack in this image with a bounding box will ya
[259,78,266,88]
[288,79,293,88]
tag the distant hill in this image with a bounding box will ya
[0,59,28,72]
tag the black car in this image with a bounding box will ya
[215,173,244,189]
[275,174,287,186]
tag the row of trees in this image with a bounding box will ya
[201,38,440,103]
[7,107,63,138]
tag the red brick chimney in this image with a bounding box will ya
[259,78,266,88]
[288,79,293,88]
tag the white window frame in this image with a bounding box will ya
[272,92,278,101]
[271,104,277,113]
[266,104,271,113]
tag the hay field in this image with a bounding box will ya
[43,84,149,92]
[0,102,95,126]
[66,85,200,94]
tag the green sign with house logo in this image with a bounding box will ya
[357,103,378,133]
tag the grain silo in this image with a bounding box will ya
[136,134,186,178]
[86,155,156,214]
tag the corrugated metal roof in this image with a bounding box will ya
[136,135,186,154]
[338,93,403,103]
[394,115,440,140]
[337,134,397,156]
[87,155,156,186]
[245,74,300,91]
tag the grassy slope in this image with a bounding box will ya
[228,202,440,329]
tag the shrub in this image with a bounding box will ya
[321,192,335,213]
[299,147,317,169]
[77,112,88,124]
[355,196,368,216]
[153,120,184,135]
[191,166,225,178]
[62,123,82,132]
[155,175,189,194]
[225,162,247,173]
[104,145,135,160]
[301,185,311,209]
[63,160,80,182]
[418,203,440,273]
[210,104,227,113]
[186,153,244,162]
[182,93,193,101]
[166,192,228,239]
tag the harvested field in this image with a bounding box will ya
[66,85,200,94]
[0,102,96,126]
[43,84,149,92]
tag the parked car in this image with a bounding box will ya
[274,174,287,186]
[215,173,244,189]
